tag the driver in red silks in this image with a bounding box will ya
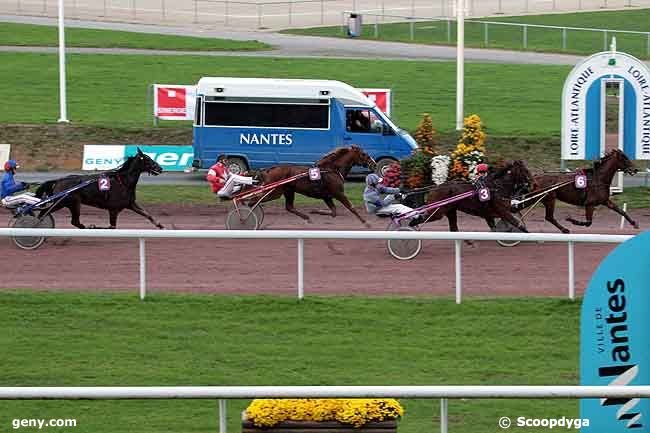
[206,156,256,199]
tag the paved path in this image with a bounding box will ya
[0,14,586,64]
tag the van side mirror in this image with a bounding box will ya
[382,127,395,136]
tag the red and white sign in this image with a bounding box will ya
[154,84,196,120]
[360,88,392,117]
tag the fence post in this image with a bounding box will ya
[225,0,229,26]
[193,0,198,23]
[320,0,324,24]
[132,0,136,19]
[219,399,227,433]
[16,0,20,13]
[455,240,462,304]
[42,0,46,15]
[258,3,262,28]
[568,241,575,301]
[562,27,567,50]
[524,0,529,13]
[603,30,608,51]
[523,24,528,49]
[410,20,414,41]
[647,33,650,56]
[440,398,448,433]
[411,0,414,16]
[552,0,556,10]
[139,238,147,300]
[381,0,384,21]
[288,0,292,26]
[341,11,345,35]
[298,239,304,300]
[374,18,378,38]
[103,0,107,17]
[161,0,165,20]
[484,22,488,47]
[497,0,502,14]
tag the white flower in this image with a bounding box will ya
[431,155,450,186]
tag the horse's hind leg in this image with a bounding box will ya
[129,202,164,229]
[542,197,570,233]
[311,197,337,217]
[283,190,311,221]
[335,193,369,228]
[604,199,640,229]
[566,205,594,227]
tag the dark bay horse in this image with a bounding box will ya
[531,149,638,233]
[416,160,534,233]
[255,145,376,226]
[35,148,164,229]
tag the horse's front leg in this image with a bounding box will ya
[311,197,337,217]
[69,200,86,229]
[542,196,570,233]
[566,205,594,227]
[129,202,164,229]
[484,216,497,231]
[605,199,639,229]
[335,193,369,228]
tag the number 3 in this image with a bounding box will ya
[479,188,490,202]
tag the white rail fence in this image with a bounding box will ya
[1,228,632,302]
[2,385,650,433]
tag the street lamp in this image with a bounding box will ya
[456,0,466,130]
[58,0,69,123]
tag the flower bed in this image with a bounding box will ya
[243,399,403,430]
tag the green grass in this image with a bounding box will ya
[284,9,650,59]
[138,184,649,209]
[0,291,580,433]
[0,53,570,135]
[0,22,271,51]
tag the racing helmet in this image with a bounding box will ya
[3,160,18,171]
[366,173,382,187]
[476,163,489,174]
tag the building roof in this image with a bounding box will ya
[196,77,375,107]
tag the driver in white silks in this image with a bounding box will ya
[363,173,413,216]
[206,156,257,199]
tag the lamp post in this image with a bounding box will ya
[58,0,69,123]
[456,0,465,130]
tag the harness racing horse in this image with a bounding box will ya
[35,148,165,229]
[417,160,534,233]
[532,149,638,233]
[255,145,376,226]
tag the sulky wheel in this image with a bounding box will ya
[387,226,422,260]
[495,212,525,247]
[225,206,259,230]
[10,214,52,250]
[251,205,264,227]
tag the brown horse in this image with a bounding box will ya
[414,160,533,233]
[531,149,638,233]
[255,145,376,225]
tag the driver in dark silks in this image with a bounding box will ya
[1,160,40,207]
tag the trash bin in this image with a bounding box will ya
[347,13,362,37]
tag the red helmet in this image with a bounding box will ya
[476,163,488,173]
[4,160,17,171]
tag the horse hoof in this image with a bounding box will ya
[633,222,640,229]
[364,222,372,229]
[562,229,570,234]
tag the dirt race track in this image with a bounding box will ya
[2,203,647,298]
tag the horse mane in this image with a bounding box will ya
[594,148,623,170]
[317,147,350,168]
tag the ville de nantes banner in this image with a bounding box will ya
[581,231,650,432]
[561,51,650,161]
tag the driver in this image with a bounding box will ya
[1,160,40,207]
[206,156,256,199]
[363,173,412,216]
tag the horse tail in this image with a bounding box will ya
[35,180,57,198]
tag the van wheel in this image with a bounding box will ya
[227,157,248,175]
[376,158,396,177]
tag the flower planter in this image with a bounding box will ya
[242,419,397,433]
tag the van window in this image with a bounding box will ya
[204,102,329,129]
[346,109,383,133]
[194,97,202,126]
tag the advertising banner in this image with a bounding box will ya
[580,231,650,432]
[360,88,392,116]
[0,144,10,165]
[153,85,197,121]
[82,145,194,171]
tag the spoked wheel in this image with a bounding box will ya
[387,226,422,260]
[251,205,264,227]
[225,206,259,230]
[495,212,525,247]
[10,214,54,250]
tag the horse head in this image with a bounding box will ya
[134,148,163,176]
[349,145,377,171]
[611,149,637,175]
[490,160,534,198]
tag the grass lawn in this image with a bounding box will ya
[284,9,650,59]
[0,22,271,51]
[0,291,580,433]
[0,53,570,136]
[136,184,649,209]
